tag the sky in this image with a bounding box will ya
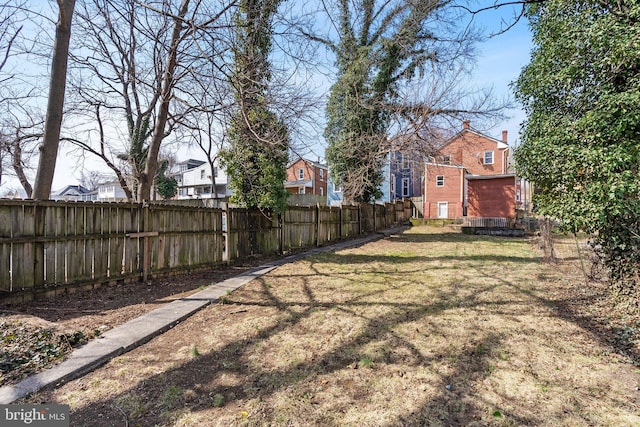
[0,1,533,194]
[470,5,532,147]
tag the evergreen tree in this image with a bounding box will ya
[155,159,177,200]
[514,0,640,291]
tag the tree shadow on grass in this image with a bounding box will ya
[387,332,536,427]
[388,230,529,245]
[503,273,639,365]
[28,226,629,426]
[55,268,539,426]
[323,253,537,266]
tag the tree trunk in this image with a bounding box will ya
[137,0,190,202]
[11,141,33,197]
[32,0,76,200]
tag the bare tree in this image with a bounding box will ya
[0,2,24,92]
[298,0,510,203]
[31,0,75,200]
[0,1,29,188]
[78,169,107,191]
[137,0,193,201]
[66,0,239,202]
[67,0,180,201]
[1,114,45,197]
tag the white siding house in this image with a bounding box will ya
[97,181,128,202]
[177,161,231,199]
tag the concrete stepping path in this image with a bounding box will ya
[0,227,405,404]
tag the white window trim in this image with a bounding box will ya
[402,177,410,197]
[483,151,494,165]
[298,186,305,194]
[436,175,444,187]
[319,169,324,181]
[298,168,304,180]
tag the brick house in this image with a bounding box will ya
[424,121,516,219]
[285,157,328,198]
[424,164,466,219]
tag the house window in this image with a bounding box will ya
[200,169,205,179]
[483,151,494,165]
[298,187,305,194]
[319,169,324,181]
[402,178,410,197]
[333,183,342,193]
[298,168,304,180]
[213,167,218,177]
[441,155,451,165]
[390,174,396,195]
[516,189,521,202]
[436,175,444,187]
[320,187,324,196]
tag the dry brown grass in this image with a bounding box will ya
[25,225,640,426]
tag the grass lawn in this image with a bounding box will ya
[27,225,640,426]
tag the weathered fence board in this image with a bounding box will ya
[0,198,406,301]
[318,207,341,245]
[282,206,316,251]
[361,204,375,233]
[253,211,280,256]
[341,205,361,237]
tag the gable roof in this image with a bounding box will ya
[176,159,206,169]
[55,185,91,196]
[438,127,509,152]
[287,156,328,170]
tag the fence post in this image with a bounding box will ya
[373,202,376,232]
[33,202,45,291]
[279,211,284,255]
[125,202,156,282]
[223,203,229,264]
[315,204,320,247]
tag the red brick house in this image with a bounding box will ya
[424,121,516,219]
[424,164,466,219]
[285,157,328,197]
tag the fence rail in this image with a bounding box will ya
[0,198,410,301]
[462,217,516,229]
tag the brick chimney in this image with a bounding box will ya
[502,130,508,143]
[463,120,470,130]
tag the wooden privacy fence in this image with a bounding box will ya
[0,198,410,301]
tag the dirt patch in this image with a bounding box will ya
[1,257,280,386]
[7,226,640,426]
